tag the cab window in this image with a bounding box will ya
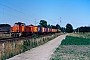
[14,22,26,26]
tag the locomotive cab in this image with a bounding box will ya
[11,22,26,37]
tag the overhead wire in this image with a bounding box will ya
[4,0,41,20]
[0,5,31,21]
[0,4,35,18]
[0,11,30,21]
[0,1,41,25]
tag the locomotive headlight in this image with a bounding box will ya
[12,30,14,32]
[16,28,18,30]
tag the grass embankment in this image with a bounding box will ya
[69,33,90,38]
[1,33,61,60]
[50,33,90,60]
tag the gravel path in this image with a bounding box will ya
[7,34,67,60]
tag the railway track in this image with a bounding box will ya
[0,33,53,42]
[0,36,32,42]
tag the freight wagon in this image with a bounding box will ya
[0,24,11,33]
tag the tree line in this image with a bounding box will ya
[38,20,74,33]
[39,20,90,33]
[75,26,90,33]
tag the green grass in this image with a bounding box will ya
[61,36,90,45]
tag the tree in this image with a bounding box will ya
[56,24,61,29]
[39,20,47,27]
[66,23,73,33]
[47,24,51,28]
[61,27,66,32]
[75,26,90,33]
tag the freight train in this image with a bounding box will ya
[11,22,58,37]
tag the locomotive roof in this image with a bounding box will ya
[15,22,24,24]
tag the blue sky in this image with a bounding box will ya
[0,0,90,28]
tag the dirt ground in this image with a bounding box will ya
[50,45,90,60]
[6,34,67,60]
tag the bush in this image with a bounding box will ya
[22,40,30,52]
[32,34,38,39]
